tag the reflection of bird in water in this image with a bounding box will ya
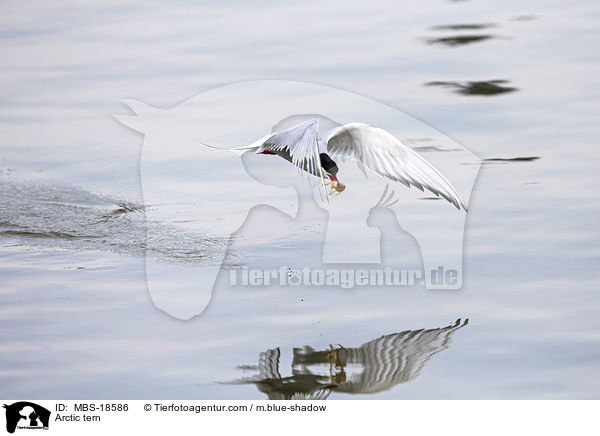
[239,348,334,400]
[229,319,468,399]
[200,119,467,210]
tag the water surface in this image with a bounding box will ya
[1,0,599,399]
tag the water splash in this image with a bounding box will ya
[0,180,227,265]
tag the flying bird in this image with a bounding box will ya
[200,118,468,211]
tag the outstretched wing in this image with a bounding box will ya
[197,118,329,201]
[257,118,323,177]
[326,123,468,211]
[335,319,468,394]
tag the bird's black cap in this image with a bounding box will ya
[320,153,338,176]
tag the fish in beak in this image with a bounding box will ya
[320,153,346,193]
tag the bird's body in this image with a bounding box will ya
[201,118,468,211]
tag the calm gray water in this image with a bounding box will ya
[1,0,599,399]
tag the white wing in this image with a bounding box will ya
[196,119,322,175]
[326,123,468,211]
[257,118,324,177]
[197,118,329,201]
